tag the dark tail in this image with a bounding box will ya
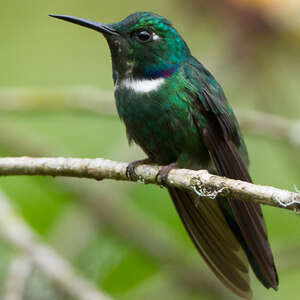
[169,187,253,299]
[202,121,279,290]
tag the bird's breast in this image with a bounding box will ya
[114,77,208,165]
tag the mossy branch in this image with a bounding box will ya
[0,156,299,212]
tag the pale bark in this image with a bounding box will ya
[0,156,298,212]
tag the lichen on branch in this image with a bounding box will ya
[0,156,298,213]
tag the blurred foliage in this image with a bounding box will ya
[0,0,299,299]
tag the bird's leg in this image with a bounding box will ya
[155,162,179,186]
[126,158,153,181]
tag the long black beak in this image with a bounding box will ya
[49,14,118,36]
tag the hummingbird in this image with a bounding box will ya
[50,12,278,298]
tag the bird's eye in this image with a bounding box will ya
[135,30,153,43]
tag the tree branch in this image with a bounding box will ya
[0,123,230,298]
[236,109,300,146]
[0,156,298,212]
[0,189,113,300]
[4,256,32,300]
[0,87,114,115]
[0,87,299,147]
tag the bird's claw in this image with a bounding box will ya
[126,158,152,181]
[126,163,138,181]
[155,162,179,186]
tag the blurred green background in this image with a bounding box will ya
[0,0,299,299]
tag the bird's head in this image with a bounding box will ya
[50,12,190,81]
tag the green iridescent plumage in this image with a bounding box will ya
[108,12,190,81]
[51,12,279,299]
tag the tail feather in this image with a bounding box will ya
[202,121,279,289]
[169,187,253,299]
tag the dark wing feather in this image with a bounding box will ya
[168,187,252,299]
[192,83,278,290]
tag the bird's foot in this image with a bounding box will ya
[126,158,153,181]
[155,162,179,186]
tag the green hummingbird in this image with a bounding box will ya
[50,12,278,298]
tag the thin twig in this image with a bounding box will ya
[236,109,300,146]
[0,87,114,115]
[0,189,113,300]
[0,156,298,212]
[0,87,299,146]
